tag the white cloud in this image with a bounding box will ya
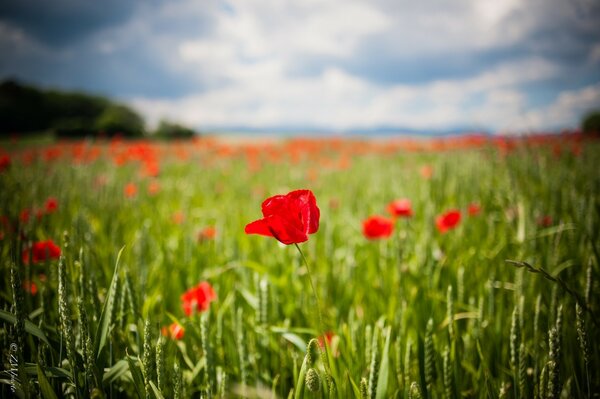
[514,83,600,131]
[130,57,562,131]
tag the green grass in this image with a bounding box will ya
[0,137,598,398]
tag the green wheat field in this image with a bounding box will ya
[0,136,598,398]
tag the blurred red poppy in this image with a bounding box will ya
[172,211,185,225]
[467,203,481,216]
[537,215,553,227]
[45,197,58,214]
[23,280,38,295]
[318,331,336,348]
[148,180,160,195]
[420,165,433,179]
[245,189,320,245]
[22,240,61,264]
[362,216,394,239]
[20,209,31,223]
[0,155,10,172]
[198,226,216,241]
[124,183,137,198]
[387,199,413,218]
[181,281,217,316]
[435,210,461,233]
[161,322,185,340]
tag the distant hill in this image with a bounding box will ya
[0,79,145,137]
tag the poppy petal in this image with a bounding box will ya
[245,218,274,237]
[264,214,309,244]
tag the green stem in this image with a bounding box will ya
[294,243,331,370]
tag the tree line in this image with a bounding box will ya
[0,79,196,139]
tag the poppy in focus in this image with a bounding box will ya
[435,210,461,233]
[161,322,185,340]
[181,281,217,316]
[245,189,320,245]
[22,240,61,264]
[362,216,394,239]
[387,199,413,218]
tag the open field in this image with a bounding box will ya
[0,134,599,398]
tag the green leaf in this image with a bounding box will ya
[149,381,166,399]
[347,371,362,399]
[293,353,310,399]
[37,364,59,399]
[0,309,50,345]
[95,246,125,362]
[375,326,392,399]
[125,354,145,399]
[102,359,129,385]
[281,333,307,352]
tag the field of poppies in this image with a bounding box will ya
[0,133,598,398]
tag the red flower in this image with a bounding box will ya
[387,199,413,218]
[181,281,217,316]
[362,216,394,239]
[172,211,185,225]
[198,226,216,241]
[20,209,31,223]
[22,240,61,264]
[148,180,160,195]
[124,183,137,198]
[23,280,38,295]
[0,154,10,172]
[435,210,461,233]
[161,322,185,340]
[467,203,481,216]
[245,189,320,245]
[420,165,433,179]
[318,331,335,348]
[537,215,553,227]
[45,197,58,214]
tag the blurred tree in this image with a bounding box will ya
[95,104,145,137]
[581,110,600,134]
[0,79,145,137]
[153,119,196,139]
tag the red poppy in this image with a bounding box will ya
[45,197,58,214]
[362,216,394,239]
[22,240,61,264]
[172,211,185,225]
[124,183,137,198]
[435,210,461,233]
[245,189,320,245]
[23,280,38,295]
[467,203,481,216]
[537,215,553,227]
[318,331,336,348]
[387,199,413,218]
[20,209,31,223]
[198,226,216,241]
[0,154,10,172]
[161,322,185,340]
[181,281,217,316]
[148,180,160,195]
[420,165,433,179]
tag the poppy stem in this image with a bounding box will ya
[294,243,331,367]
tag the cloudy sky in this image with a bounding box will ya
[1,0,599,133]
